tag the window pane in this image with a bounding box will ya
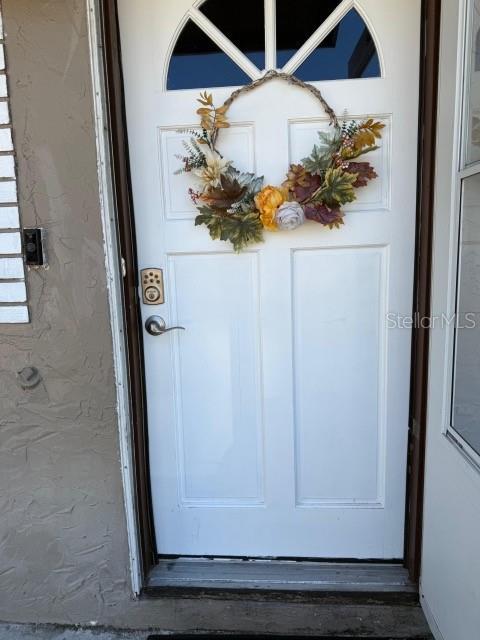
[200,0,265,70]
[167,19,251,90]
[452,173,480,456]
[276,0,343,68]
[465,0,480,165]
[293,9,380,82]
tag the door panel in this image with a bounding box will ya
[289,117,391,211]
[160,126,255,220]
[168,252,264,506]
[118,0,421,558]
[293,248,385,507]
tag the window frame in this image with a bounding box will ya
[165,0,383,91]
[446,0,480,471]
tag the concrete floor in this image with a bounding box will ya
[0,607,433,640]
[0,627,145,640]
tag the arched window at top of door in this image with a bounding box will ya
[166,1,382,90]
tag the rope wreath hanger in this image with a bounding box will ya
[175,73,385,251]
[222,70,339,129]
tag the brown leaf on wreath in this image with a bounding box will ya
[200,117,213,131]
[283,164,309,188]
[282,165,322,203]
[345,162,378,187]
[199,174,247,209]
[352,119,385,151]
[304,202,345,229]
[197,91,213,106]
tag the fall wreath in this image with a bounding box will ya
[176,70,384,252]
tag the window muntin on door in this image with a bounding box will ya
[167,0,381,89]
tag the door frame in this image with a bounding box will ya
[97,0,441,587]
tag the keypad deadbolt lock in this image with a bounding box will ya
[141,268,165,305]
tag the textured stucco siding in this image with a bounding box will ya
[0,0,135,626]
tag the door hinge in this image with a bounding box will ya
[409,417,420,439]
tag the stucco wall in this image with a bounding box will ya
[0,0,135,625]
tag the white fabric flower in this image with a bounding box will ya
[275,201,305,230]
[193,147,230,190]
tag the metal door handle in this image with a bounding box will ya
[145,315,185,336]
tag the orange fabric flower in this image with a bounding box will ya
[254,186,288,231]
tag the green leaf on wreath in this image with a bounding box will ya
[226,168,264,213]
[195,207,226,241]
[302,128,342,175]
[195,206,264,252]
[317,167,358,207]
[220,212,264,252]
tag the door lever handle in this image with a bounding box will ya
[145,315,185,336]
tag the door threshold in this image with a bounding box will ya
[145,558,417,602]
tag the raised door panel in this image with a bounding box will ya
[167,252,264,505]
[293,247,386,507]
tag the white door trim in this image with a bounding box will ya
[86,0,142,596]
[87,0,427,583]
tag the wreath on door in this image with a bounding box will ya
[176,70,384,252]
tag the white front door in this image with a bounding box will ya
[118,0,421,558]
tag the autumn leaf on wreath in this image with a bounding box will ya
[345,162,378,187]
[304,203,344,229]
[213,104,230,129]
[318,167,357,207]
[200,174,247,209]
[195,206,263,252]
[283,165,322,203]
[195,206,226,241]
[302,128,342,175]
[197,91,213,106]
[220,212,264,252]
[196,107,214,131]
[346,119,385,155]
[355,119,385,146]
[293,175,322,203]
[196,92,230,130]
[227,169,264,213]
[283,164,310,189]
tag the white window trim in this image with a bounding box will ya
[444,0,480,472]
